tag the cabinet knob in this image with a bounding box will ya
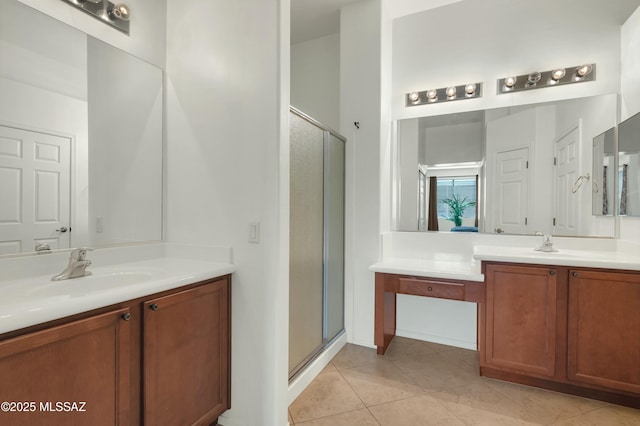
[572,272,579,278]
[549,270,556,276]
[149,303,159,311]
[121,312,131,321]
[427,287,433,292]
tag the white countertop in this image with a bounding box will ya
[370,236,640,281]
[0,245,235,335]
[369,256,484,282]
[473,245,640,271]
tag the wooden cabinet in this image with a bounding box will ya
[484,263,560,378]
[0,275,231,426]
[0,308,131,426]
[482,262,640,407]
[567,269,640,394]
[144,280,230,426]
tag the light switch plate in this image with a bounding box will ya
[248,222,260,244]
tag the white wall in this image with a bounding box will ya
[165,1,289,425]
[424,121,483,164]
[291,33,340,131]
[341,0,383,348]
[17,0,166,67]
[621,6,640,241]
[392,0,623,121]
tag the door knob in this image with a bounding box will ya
[56,227,68,233]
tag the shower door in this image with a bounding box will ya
[289,108,345,378]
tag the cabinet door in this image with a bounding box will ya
[485,264,558,377]
[0,308,131,426]
[144,278,230,426]
[568,269,640,393]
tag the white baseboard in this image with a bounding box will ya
[395,329,477,351]
[287,333,348,405]
[348,337,376,349]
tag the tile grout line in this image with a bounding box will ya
[333,359,383,425]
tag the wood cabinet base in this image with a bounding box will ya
[0,276,231,426]
[481,366,640,409]
[481,262,640,410]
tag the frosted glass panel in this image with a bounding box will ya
[289,112,325,374]
[325,133,345,342]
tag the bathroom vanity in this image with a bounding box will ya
[481,262,639,407]
[371,236,640,408]
[0,244,233,426]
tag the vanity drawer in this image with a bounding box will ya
[397,277,465,301]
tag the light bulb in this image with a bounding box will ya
[426,89,438,102]
[445,86,457,100]
[573,64,593,81]
[408,92,420,103]
[109,3,130,21]
[504,76,517,90]
[464,83,476,97]
[550,68,566,81]
[576,64,592,77]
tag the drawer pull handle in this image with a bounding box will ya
[121,313,131,321]
[427,287,433,291]
[572,272,579,278]
[149,303,159,311]
[549,270,556,276]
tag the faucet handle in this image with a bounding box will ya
[71,247,94,260]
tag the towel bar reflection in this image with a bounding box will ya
[572,173,598,194]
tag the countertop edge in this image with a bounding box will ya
[369,262,485,282]
[472,252,640,271]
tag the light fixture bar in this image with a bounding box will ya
[406,82,482,107]
[60,0,130,35]
[497,64,595,94]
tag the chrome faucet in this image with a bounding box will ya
[535,234,558,253]
[52,248,94,281]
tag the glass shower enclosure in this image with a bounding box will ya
[289,107,345,379]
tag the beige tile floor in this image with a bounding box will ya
[289,337,640,425]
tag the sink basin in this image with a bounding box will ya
[0,243,236,336]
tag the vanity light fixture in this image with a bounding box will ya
[497,64,595,94]
[61,0,131,35]
[405,82,482,107]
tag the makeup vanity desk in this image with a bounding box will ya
[370,250,640,409]
[369,257,485,356]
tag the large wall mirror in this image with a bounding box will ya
[618,112,640,217]
[0,0,163,255]
[393,94,618,237]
